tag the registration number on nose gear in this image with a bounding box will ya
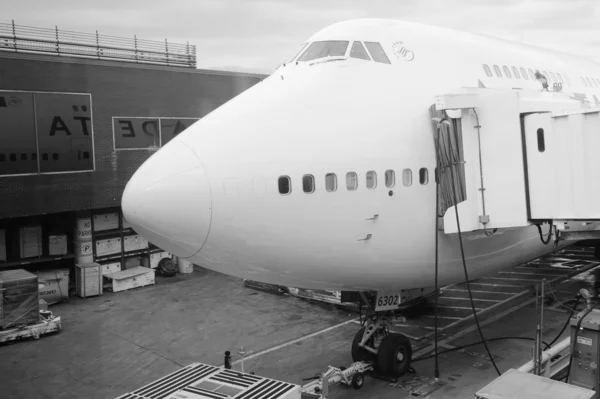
[374,291,401,311]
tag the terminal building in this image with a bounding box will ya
[0,21,265,292]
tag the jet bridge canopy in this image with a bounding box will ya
[432,88,600,236]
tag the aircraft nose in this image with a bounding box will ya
[121,139,212,258]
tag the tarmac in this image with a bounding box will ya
[1,245,598,399]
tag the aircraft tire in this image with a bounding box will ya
[377,333,412,378]
[351,373,364,389]
[351,327,376,363]
[157,258,178,277]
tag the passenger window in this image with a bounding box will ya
[302,174,315,193]
[278,176,291,195]
[419,168,429,185]
[483,65,492,77]
[364,42,391,64]
[528,69,535,80]
[537,128,545,152]
[346,172,357,191]
[350,41,370,60]
[366,171,377,189]
[325,173,337,192]
[493,65,502,77]
[503,66,512,78]
[402,169,412,186]
[512,66,520,79]
[385,170,395,188]
[557,73,564,83]
[520,67,528,80]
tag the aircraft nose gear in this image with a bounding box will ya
[350,296,413,379]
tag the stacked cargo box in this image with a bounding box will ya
[0,269,39,330]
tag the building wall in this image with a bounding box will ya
[0,52,265,219]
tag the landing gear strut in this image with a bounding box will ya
[350,295,413,378]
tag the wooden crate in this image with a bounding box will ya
[149,252,171,269]
[99,261,121,275]
[49,234,68,256]
[95,237,122,257]
[0,229,6,261]
[75,263,103,298]
[104,266,155,293]
[0,269,39,329]
[93,213,119,232]
[124,235,148,253]
[19,226,42,259]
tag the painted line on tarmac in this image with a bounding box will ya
[231,318,358,365]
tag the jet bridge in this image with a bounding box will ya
[432,87,600,238]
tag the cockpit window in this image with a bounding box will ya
[297,41,349,62]
[350,41,370,60]
[285,43,308,63]
[364,42,391,64]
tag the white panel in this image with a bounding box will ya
[525,110,600,220]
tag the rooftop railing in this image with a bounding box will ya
[0,20,196,68]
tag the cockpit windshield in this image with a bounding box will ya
[296,41,349,62]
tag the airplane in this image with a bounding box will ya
[121,19,600,377]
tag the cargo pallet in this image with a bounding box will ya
[0,311,61,344]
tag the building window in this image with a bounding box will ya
[556,73,564,83]
[493,65,502,77]
[520,67,529,80]
[366,171,377,189]
[537,128,545,152]
[302,174,315,193]
[528,69,535,80]
[503,66,512,78]
[385,170,395,188]
[278,176,291,195]
[402,169,412,186]
[581,77,588,87]
[549,72,557,82]
[483,64,492,77]
[419,168,429,185]
[325,173,337,192]
[346,172,357,191]
[512,66,520,79]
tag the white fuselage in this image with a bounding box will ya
[122,19,600,291]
